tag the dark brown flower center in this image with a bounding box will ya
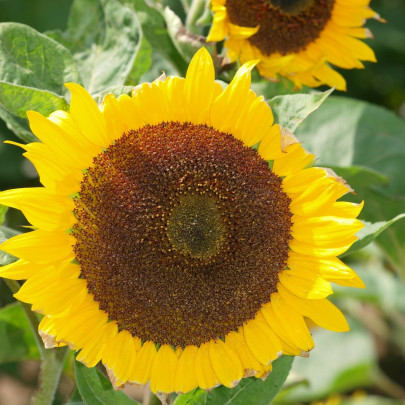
[226,0,335,55]
[73,122,292,347]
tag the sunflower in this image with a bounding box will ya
[207,0,382,90]
[0,48,364,396]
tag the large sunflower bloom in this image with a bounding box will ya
[0,49,364,396]
[207,0,382,90]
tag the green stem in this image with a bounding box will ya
[185,0,205,31]
[3,278,69,405]
[30,346,69,405]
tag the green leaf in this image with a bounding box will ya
[342,214,405,257]
[0,303,40,364]
[330,166,389,191]
[93,85,135,105]
[75,360,139,405]
[0,22,81,95]
[268,88,333,132]
[125,0,188,80]
[125,36,153,85]
[174,356,294,405]
[0,230,17,266]
[49,0,142,95]
[0,82,68,119]
[0,22,80,141]
[163,6,209,63]
[295,97,405,272]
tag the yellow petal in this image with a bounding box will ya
[194,342,219,390]
[210,60,258,137]
[0,188,75,231]
[225,330,262,374]
[129,341,156,385]
[278,283,349,332]
[0,259,43,280]
[174,345,198,394]
[243,319,282,365]
[279,269,333,299]
[184,48,217,125]
[65,83,110,147]
[0,229,75,263]
[150,344,178,394]
[209,339,243,388]
[270,293,314,352]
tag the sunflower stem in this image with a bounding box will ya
[30,346,69,405]
[3,278,45,358]
[3,279,69,404]
[185,0,205,31]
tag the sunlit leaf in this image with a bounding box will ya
[48,0,142,95]
[175,356,294,405]
[268,88,334,132]
[75,360,139,405]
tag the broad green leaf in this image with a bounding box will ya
[125,36,153,85]
[330,166,388,191]
[0,22,80,142]
[75,360,139,405]
[49,0,142,95]
[0,81,69,118]
[126,0,188,80]
[174,356,294,405]
[0,22,81,96]
[163,6,209,63]
[0,303,40,363]
[342,214,405,257]
[268,88,334,132]
[280,322,376,403]
[0,230,17,266]
[295,97,405,272]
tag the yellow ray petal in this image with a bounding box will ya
[260,305,302,356]
[270,293,314,352]
[279,268,333,299]
[0,188,75,232]
[174,345,198,394]
[150,344,178,394]
[278,283,349,332]
[243,318,282,365]
[210,60,258,136]
[0,229,75,263]
[76,321,118,367]
[225,330,262,375]
[64,83,109,147]
[184,48,217,125]
[129,341,156,385]
[195,342,220,390]
[209,339,243,388]
[103,331,141,386]
[0,259,44,280]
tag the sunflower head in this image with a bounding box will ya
[0,48,364,396]
[207,0,382,90]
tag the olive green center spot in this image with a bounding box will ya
[167,194,225,260]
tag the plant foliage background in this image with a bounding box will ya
[0,0,404,404]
